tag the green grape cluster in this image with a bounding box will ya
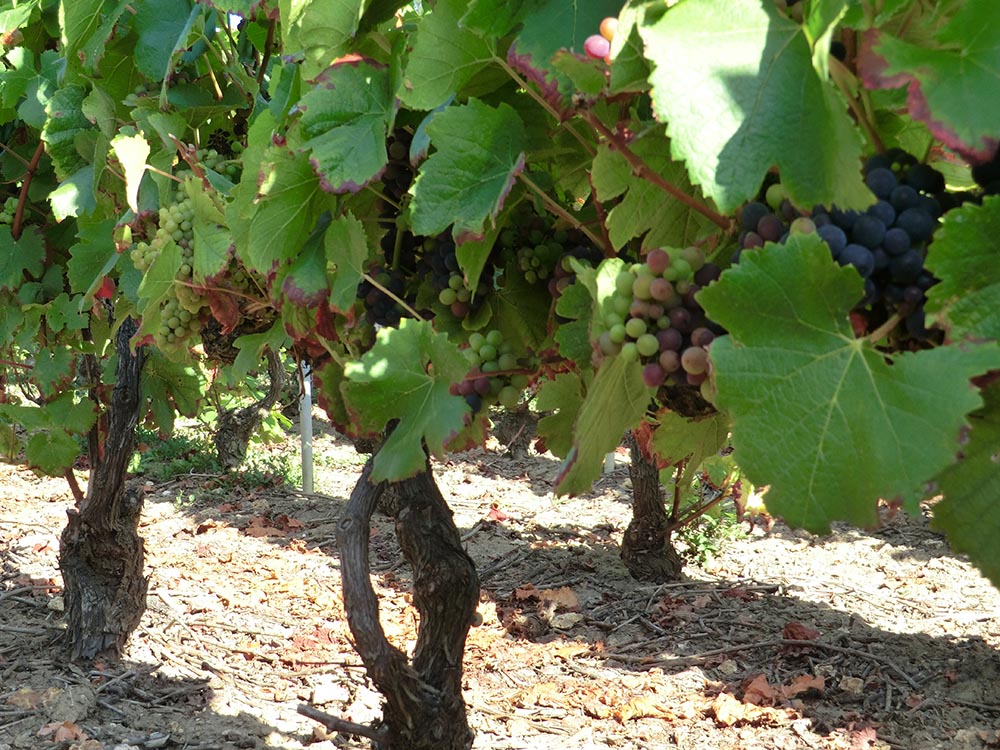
[128,188,209,351]
[197,147,241,180]
[0,196,17,224]
[452,330,530,413]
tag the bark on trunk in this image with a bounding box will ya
[620,430,683,582]
[335,455,479,749]
[59,318,148,661]
[214,347,285,468]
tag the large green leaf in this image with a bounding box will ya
[61,0,130,75]
[643,0,870,213]
[536,372,585,459]
[294,58,395,193]
[326,213,369,314]
[341,319,470,481]
[555,355,653,496]
[133,0,196,80]
[860,1,1000,158]
[184,177,232,283]
[235,147,325,274]
[930,385,1000,588]
[925,196,1000,341]
[409,99,526,242]
[41,85,93,179]
[66,218,118,296]
[0,226,46,290]
[698,233,1000,533]
[591,134,717,250]
[278,0,364,82]
[400,0,496,111]
[141,350,203,435]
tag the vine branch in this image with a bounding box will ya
[581,111,732,231]
[13,141,46,241]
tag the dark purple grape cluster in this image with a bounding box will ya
[419,233,492,320]
[736,149,977,342]
[972,148,1000,196]
[357,268,408,327]
[593,246,723,406]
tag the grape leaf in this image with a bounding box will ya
[278,0,363,82]
[0,226,45,290]
[555,355,653,496]
[591,135,717,250]
[232,322,290,382]
[185,178,232,283]
[925,196,1000,341]
[643,0,870,214]
[930,385,1000,588]
[134,237,182,347]
[859,1,1000,160]
[132,0,196,81]
[110,132,149,214]
[493,256,551,354]
[294,58,395,193]
[26,430,80,476]
[235,147,325,274]
[460,0,528,37]
[62,0,130,75]
[49,166,97,222]
[326,213,368,314]
[400,0,496,111]
[141,349,203,435]
[697,233,1000,533]
[341,319,471,482]
[42,293,89,333]
[28,346,77,396]
[536,372,585,459]
[282,213,331,307]
[66,218,118,296]
[409,99,526,242]
[41,85,93,179]
[554,280,594,366]
[651,410,730,468]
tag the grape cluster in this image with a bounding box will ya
[128,188,208,350]
[595,246,722,403]
[356,269,408,327]
[0,196,18,224]
[420,234,491,321]
[451,330,529,415]
[737,149,978,342]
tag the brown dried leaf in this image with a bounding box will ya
[710,692,750,727]
[742,674,778,706]
[783,621,820,641]
[782,674,825,699]
[613,694,677,723]
[538,586,579,611]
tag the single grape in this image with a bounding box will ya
[840,244,875,277]
[895,208,935,243]
[656,327,682,351]
[851,215,886,250]
[740,202,770,232]
[632,274,653,300]
[486,329,503,347]
[625,317,647,339]
[609,323,627,344]
[468,332,486,351]
[680,346,709,375]
[584,34,611,61]
[882,227,911,256]
[765,183,787,210]
[865,167,897,200]
[642,362,666,388]
[646,248,671,275]
[498,385,520,410]
[756,214,785,242]
[658,349,681,373]
[599,17,618,41]
[620,342,639,362]
[615,271,635,296]
[636,334,659,358]
[479,343,498,362]
[690,327,715,347]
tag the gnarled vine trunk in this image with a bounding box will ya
[334,454,480,749]
[621,430,683,582]
[59,318,147,661]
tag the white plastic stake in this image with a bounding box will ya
[603,451,615,474]
[300,362,314,493]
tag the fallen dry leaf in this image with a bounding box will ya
[487,503,508,522]
[742,674,778,706]
[782,674,825,699]
[613,694,677,722]
[783,621,821,641]
[710,692,749,727]
[37,720,86,742]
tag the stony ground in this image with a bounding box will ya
[2,418,1000,750]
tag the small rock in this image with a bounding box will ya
[47,596,64,613]
[549,612,584,630]
[717,659,739,676]
[311,678,350,706]
[346,685,383,726]
[838,676,864,701]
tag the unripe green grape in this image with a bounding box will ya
[448,274,464,291]
[635,333,659,358]
[632,275,653,300]
[498,385,520,410]
[468,332,486,351]
[613,296,631,316]
[481,361,500,374]
[625,317,647,339]
[609,323,627,344]
[439,288,457,305]
[479,344,497,362]
[615,271,635,296]
[498,352,517,371]
[486,330,503,347]
[620,342,639,362]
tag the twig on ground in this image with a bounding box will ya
[297,703,387,741]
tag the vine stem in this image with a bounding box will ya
[581,111,732,231]
[518,172,607,253]
[668,459,687,524]
[830,58,884,154]
[363,272,425,322]
[63,469,84,505]
[256,19,276,87]
[13,141,45,241]
[866,312,902,346]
